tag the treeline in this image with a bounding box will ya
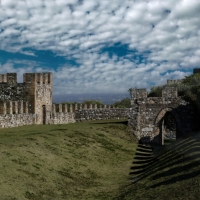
[59,98,131,108]
[148,73,200,112]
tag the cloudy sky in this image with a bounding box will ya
[0,0,200,101]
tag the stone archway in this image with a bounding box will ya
[154,107,181,145]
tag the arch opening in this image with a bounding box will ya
[162,111,177,139]
[154,107,181,145]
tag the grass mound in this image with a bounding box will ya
[0,119,136,200]
[118,132,200,200]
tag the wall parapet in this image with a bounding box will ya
[0,101,29,115]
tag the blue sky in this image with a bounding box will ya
[0,0,200,102]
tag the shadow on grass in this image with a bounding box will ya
[129,144,155,176]
[150,168,200,188]
[130,139,200,187]
[151,157,200,181]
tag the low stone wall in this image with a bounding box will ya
[0,113,36,128]
[46,112,76,124]
[75,108,131,121]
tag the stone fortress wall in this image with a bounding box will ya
[75,104,130,121]
[0,72,75,127]
[45,104,130,124]
[0,72,130,128]
[0,69,198,146]
[0,100,36,128]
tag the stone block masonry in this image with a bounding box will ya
[128,85,196,145]
[75,104,131,121]
[0,114,36,128]
[45,103,131,124]
[0,100,36,128]
[0,72,54,128]
[0,68,199,144]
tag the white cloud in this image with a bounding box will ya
[0,0,200,95]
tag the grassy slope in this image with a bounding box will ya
[0,120,137,200]
[119,132,200,200]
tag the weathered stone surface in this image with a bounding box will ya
[0,73,131,127]
[128,84,196,145]
[75,108,131,121]
[0,70,198,140]
[0,113,36,128]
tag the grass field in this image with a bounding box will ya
[0,119,137,200]
[1,119,200,200]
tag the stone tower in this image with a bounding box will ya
[23,72,52,124]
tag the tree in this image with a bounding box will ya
[112,98,131,108]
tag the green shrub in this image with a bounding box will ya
[112,98,131,108]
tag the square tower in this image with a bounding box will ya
[162,87,177,98]
[24,72,53,124]
[129,88,148,100]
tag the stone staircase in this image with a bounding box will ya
[130,144,155,183]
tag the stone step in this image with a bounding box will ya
[135,152,153,156]
[133,158,156,164]
[129,169,146,175]
[130,163,149,170]
[129,174,145,183]
[137,144,153,150]
[136,148,153,153]
[134,155,155,160]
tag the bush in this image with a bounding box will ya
[147,73,200,113]
[148,86,163,97]
[112,98,131,108]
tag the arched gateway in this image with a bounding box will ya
[154,108,182,145]
[128,86,195,145]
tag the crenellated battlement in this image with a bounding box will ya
[36,73,52,85]
[0,73,18,84]
[51,103,115,114]
[167,79,182,84]
[0,100,29,115]
[129,88,148,99]
[23,72,52,85]
[0,74,7,83]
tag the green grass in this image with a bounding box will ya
[118,132,200,200]
[2,120,200,200]
[0,119,137,200]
